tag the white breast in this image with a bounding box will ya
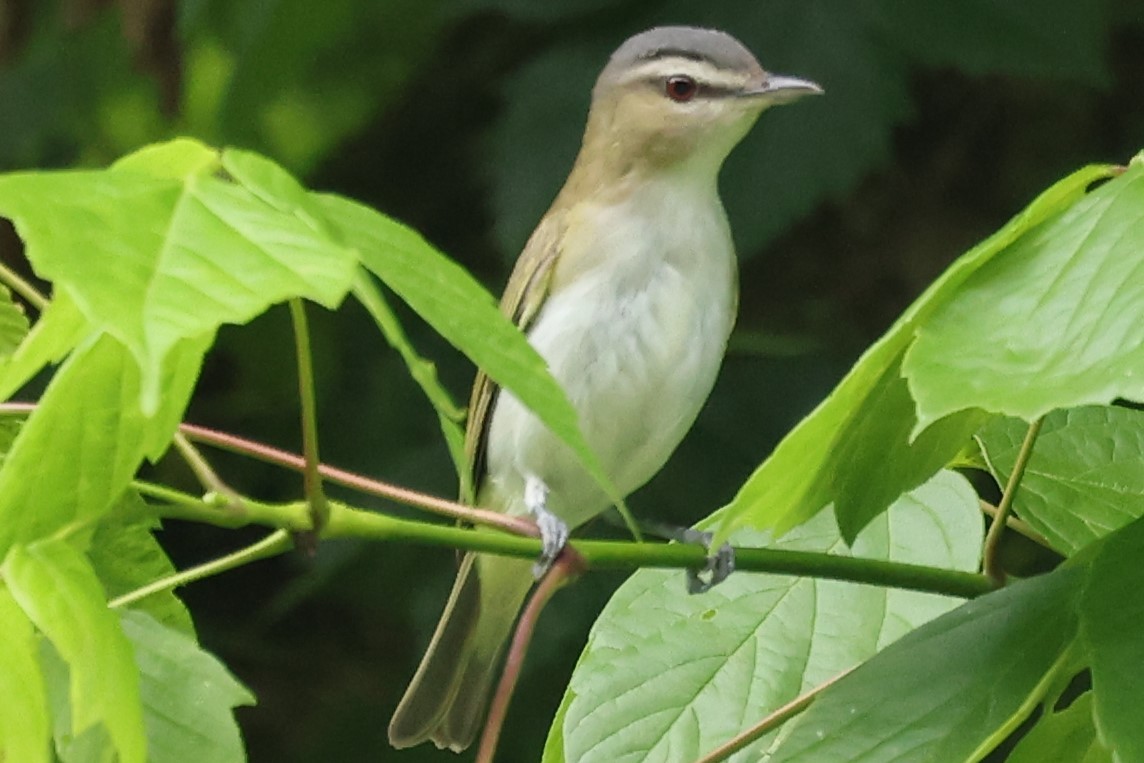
[483,176,737,527]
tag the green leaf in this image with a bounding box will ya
[110,138,222,180]
[315,192,628,511]
[39,640,117,763]
[719,324,987,543]
[977,406,1144,555]
[1078,513,1144,761]
[88,494,196,637]
[546,471,982,762]
[352,271,467,480]
[903,163,1144,428]
[0,333,205,554]
[1008,693,1111,763]
[0,291,89,402]
[120,610,254,763]
[0,140,357,411]
[719,162,1117,544]
[0,285,30,359]
[768,565,1081,762]
[3,539,146,763]
[0,587,50,763]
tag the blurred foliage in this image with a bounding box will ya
[0,0,1141,760]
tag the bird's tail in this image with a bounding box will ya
[388,551,535,752]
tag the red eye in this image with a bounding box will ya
[665,75,697,102]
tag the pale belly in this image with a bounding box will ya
[482,240,736,528]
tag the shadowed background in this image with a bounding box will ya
[0,0,1141,760]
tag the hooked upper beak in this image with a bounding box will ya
[737,74,823,104]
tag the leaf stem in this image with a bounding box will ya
[133,479,312,529]
[0,259,46,310]
[288,298,329,542]
[978,499,1052,549]
[108,530,292,609]
[692,667,855,763]
[982,416,1044,584]
[171,433,246,515]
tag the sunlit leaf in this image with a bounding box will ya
[719,163,1115,544]
[904,162,1144,427]
[768,566,1080,762]
[0,333,206,554]
[0,587,50,763]
[546,471,982,762]
[977,406,1144,555]
[88,493,196,637]
[0,140,357,411]
[0,292,89,402]
[3,539,146,763]
[0,285,29,359]
[315,191,627,511]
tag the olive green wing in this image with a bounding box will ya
[461,214,564,503]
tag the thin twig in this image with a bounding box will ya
[476,549,586,763]
[171,433,246,515]
[0,402,995,601]
[177,419,538,538]
[982,416,1045,584]
[978,499,1052,549]
[0,259,47,310]
[692,667,855,763]
[0,402,537,538]
[108,530,292,609]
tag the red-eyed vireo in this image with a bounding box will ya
[389,25,821,752]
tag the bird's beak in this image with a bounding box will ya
[738,74,823,104]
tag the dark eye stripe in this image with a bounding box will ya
[645,77,739,99]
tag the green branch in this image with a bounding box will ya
[138,482,994,600]
[108,531,292,609]
[0,259,47,310]
[288,298,330,539]
[983,416,1044,584]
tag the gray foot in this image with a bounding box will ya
[686,533,736,594]
[526,476,568,578]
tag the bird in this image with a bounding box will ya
[388,25,821,752]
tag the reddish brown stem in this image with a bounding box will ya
[177,422,538,538]
[476,549,586,763]
[0,403,536,539]
[692,666,855,763]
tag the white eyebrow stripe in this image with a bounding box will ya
[620,58,746,91]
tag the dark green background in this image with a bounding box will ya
[1,0,1140,760]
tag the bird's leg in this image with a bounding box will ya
[525,475,568,579]
[684,534,735,595]
[604,513,735,594]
